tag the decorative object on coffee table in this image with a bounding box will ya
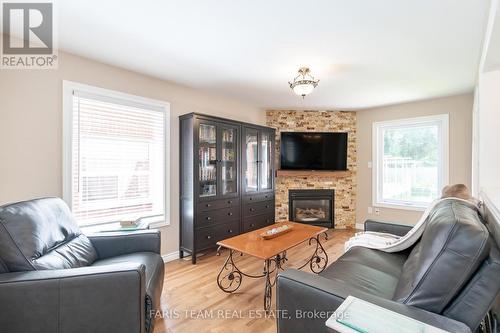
[216,221,328,312]
[260,224,293,239]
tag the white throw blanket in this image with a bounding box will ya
[344,197,479,253]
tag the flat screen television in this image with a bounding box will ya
[280,132,348,171]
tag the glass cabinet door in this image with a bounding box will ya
[220,126,238,196]
[260,130,273,191]
[243,128,259,192]
[198,123,217,198]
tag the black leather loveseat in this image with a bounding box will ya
[277,199,500,333]
[0,197,164,333]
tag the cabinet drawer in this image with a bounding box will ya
[243,193,274,205]
[243,200,274,217]
[215,221,240,241]
[243,214,274,233]
[199,198,240,212]
[197,221,240,250]
[198,206,240,227]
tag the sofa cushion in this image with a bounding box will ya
[91,252,165,310]
[0,257,9,273]
[443,239,500,331]
[319,247,408,298]
[0,197,97,271]
[393,199,490,313]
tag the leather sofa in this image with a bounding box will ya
[0,197,164,333]
[277,199,500,333]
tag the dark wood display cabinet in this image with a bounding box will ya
[179,113,275,264]
[241,125,275,233]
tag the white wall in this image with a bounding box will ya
[477,70,500,193]
[474,0,500,202]
[357,94,474,227]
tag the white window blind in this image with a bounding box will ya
[69,89,166,226]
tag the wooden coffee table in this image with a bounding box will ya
[216,221,329,311]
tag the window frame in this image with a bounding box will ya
[372,114,449,211]
[63,80,170,228]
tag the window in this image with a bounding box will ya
[63,81,170,227]
[373,114,449,210]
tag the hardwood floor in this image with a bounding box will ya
[154,229,354,333]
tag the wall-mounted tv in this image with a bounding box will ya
[280,132,348,171]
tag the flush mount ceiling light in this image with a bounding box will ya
[288,67,320,98]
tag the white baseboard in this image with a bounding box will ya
[162,251,180,263]
[355,223,365,230]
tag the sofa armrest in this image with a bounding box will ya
[364,219,413,236]
[88,229,161,259]
[276,269,471,333]
[0,263,146,333]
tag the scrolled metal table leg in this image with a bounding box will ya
[309,234,329,273]
[298,233,329,274]
[264,258,272,312]
[276,251,288,270]
[216,249,243,293]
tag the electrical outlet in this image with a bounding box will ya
[374,207,381,215]
[367,207,373,214]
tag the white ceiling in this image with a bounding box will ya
[51,1,490,109]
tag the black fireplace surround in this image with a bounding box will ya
[288,189,334,228]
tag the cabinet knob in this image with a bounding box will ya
[207,235,211,239]
[228,229,233,233]
[265,205,270,208]
[228,200,232,204]
[250,208,255,212]
[249,197,253,201]
[250,223,255,227]
[206,204,211,208]
[206,216,212,221]
[228,212,233,216]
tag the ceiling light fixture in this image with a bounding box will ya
[289,67,319,98]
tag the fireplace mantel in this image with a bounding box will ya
[276,170,351,178]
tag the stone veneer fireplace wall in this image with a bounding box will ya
[266,110,357,229]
